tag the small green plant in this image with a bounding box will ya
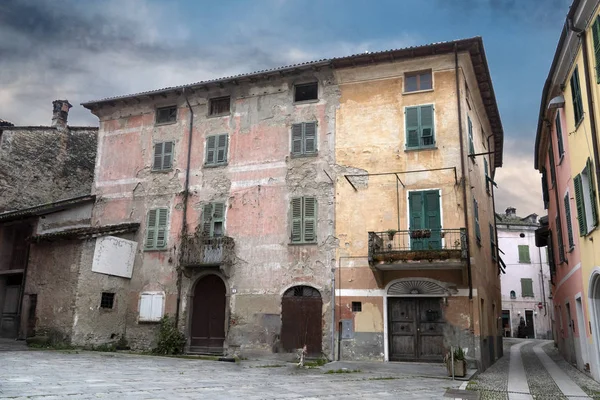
[152,315,186,355]
[386,229,397,240]
[303,358,328,367]
[325,368,361,374]
[453,346,465,361]
[91,343,117,352]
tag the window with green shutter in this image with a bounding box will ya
[145,208,169,250]
[541,167,550,210]
[556,215,565,263]
[555,113,564,157]
[290,197,317,244]
[468,116,475,156]
[490,223,496,261]
[484,158,490,194]
[291,122,317,156]
[202,203,225,237]
[520,278,534,298]
[473,197,480,244]
[570,66,584,125]
[574,173,587,235]
[564,193,575,250]
[518,245,530,263]
[405,105,435,149]
[593,16,600,83]
[575,158,599,235]
[205,134,228,165]
[152,141,174,171]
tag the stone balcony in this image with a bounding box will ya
[180,235,235,276]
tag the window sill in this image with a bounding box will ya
[151,168,174,174]
[290,152,318,159]
[204,163,228,169]
[294,99,319,105]
[155,121,177,127]
[289,242,318,246]
[144,248,168,252]
[138,319,161,324]
[402,88,434,96]
[405,145,437,153]
[206,113,231,119]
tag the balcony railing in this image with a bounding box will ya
[180,235,235,269]
[368,228,467,266]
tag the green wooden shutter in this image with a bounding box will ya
[555,114,564,156]
[291,124,303,155]
[473,197,480,241]
[409,191,424,230]
[518,245,530,263]
[216,134,228,163]
[571,67,583,124]
[593,17,600,83]
[521,278,533,297]
[206,136,217,164]
[468,116,474,155]
[291,198,302,242]
[574,174,587,235]
[156,208,168,248]
[153,142,164,170]
[587,158,598,226]
[202,203,213,236]
[564,193,575,249]
[489,223,496,260]
[303,197,317,242]
[420,105,434,146]
[424,190,441,249]
[484,158,489,193]
[304,122,317,154]
[145,209,158,248]
[212,203,225,237]
[405,107,420,148]
[556,215,565,262]
[163,141,173,170]
[541,167,550,209]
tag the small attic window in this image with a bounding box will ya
[209,96,230,116]
[156,106,177,124]
[294,82,318,102]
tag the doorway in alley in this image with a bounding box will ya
[525,310,535,338]
[190,274,226,354]
[0,273,23,338]
[281,286,322,355]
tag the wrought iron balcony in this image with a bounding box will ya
[180,235,235,271]
[368,228,467,270]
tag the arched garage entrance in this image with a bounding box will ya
[189,274,226,354]
[281,285,322,355]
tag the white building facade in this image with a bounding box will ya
[498,207,553,340]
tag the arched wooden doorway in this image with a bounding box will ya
[281,285,322,355]
[190,274,226,354]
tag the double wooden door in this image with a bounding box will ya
[388,297,444,361]
[281,286,322,355]
[190,275,226,354]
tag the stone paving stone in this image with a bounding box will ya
[520,341,568,400]
[542,342,600,399]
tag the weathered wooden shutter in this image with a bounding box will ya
[574,174,587,235]
[556,215,565,262]
[468,117,474,155]
[564,193,575,249]
[593,17,600,83]
[409,191,423,230]
[473,197,480,241]
[541,167,550,209]
[303,197,317,242]
[156,208,168,248]
[518,245,530,263]
[405,107,420,148]
[304,122,317,154]
[484,158,489,193]
[212,203,225,237]
[555,114,564,156]
[163,141,173,170]
[587,158,598,226]
[291,124,303,155]
[153,143,164,170]
[206,136,216,164]
[146,209,158,248]
[549,147,557,186]
[424,191,440,229]
[489,223,496,260]
[291,198,302,242]
[571,68,583,123]
[520,278,533,297]
[202,203,213,236]
[217,134,228,163]
[420,105,434,146]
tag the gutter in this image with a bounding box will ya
[455,44,473,300]
[175,89,195,328]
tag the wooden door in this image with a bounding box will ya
[525,310,535,339]
[190,275,226,354]
[281,286,322,355]
[409,191,441,250]
[389,297,444,361]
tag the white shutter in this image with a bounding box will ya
[139,294,153,321]
[151,293,164,321]
[139,292,164,322]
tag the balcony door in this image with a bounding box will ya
[408,190,441,250]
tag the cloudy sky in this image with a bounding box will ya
[0,0,571,217]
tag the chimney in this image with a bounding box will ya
[505,207,516,217]
[52,100,72,129]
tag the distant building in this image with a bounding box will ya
[496,207,553,340]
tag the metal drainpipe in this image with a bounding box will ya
[455,44,473,300]
[175,88,194,328]
[539,246,547,317]
[577,25,600,203]
[330,266,335,361]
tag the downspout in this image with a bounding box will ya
[576,22,600,202]
[455,44,473,300]
[539,246,547,317]
[175,88,194,328]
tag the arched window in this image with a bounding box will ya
[510,290,516,299]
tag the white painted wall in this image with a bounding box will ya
[498,221,554,339]
[91,236,137,279]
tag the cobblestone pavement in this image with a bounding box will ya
[0,349,464,400]
[468,339,600,400]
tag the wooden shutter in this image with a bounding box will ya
[409,191,423,230]
[489,223,496,260]
[150,294,164,321]
[484,158,489,193]
[587,158,598,226]
[291,124,303,155]
[139,294,153,320]
[574,174,587,235]
[571,68,583,123]
[420,105,434,146]
[424,191,440,230]
[405,107,420,148]
[541,167,550,209]
[564,193,575,249]
[162,141,173,170]
[153,142,164,170]
[518,245,530,263]
[594,17,600,83]
[202,203,213,236]
[206,136,216,164]
[156,208,168,248]
[216,134,228,163]
[291,197,302,242]
[145,209,158,248]
[468,117,474,155]
[556,215,565,262]
[555,114,564,156]
[212,203,225,237]
[473,197,480,241]
[304,122,317,154]
[303,197,317,242]
[520,278,533,298]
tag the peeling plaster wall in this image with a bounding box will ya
[89,70,338,354]
[0,127,97,213]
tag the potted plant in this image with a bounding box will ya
[422,229,432,238]
[444,347,466,378]
[386,229,397,240]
